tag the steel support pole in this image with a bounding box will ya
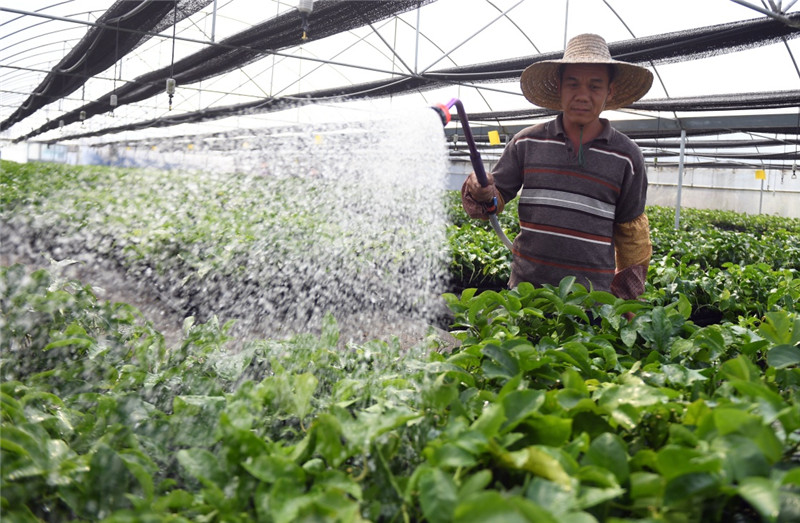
[674,129,686,230]
[211,0,218,42]
[414,3,421,74]
[759,176,765,214]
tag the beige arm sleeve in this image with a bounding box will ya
[613,213,652,270]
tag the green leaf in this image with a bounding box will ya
[242,453,305,486]
[557,389,589,410]
[596,382,665,430]
[458,469,493,497]
[656,446,723,480]
[583,433,629,484]
[663,472,721,506]
[671,293,693,319]
[43,337,93,351]
[575,485,626,511]
[310,413,347,467]
[643,307,679,352]
[575,465,619,489]
[471,402,506,438]
[661,364,708,387]
[525,476,575,516]
[759,311,800,345]
[669,338,694,359]
[491,442,572,488]
[501,389,545,433]
[766,344,800,369]
[713,434,770,481]
[314,469,363,502]
[176,448,225,487]
[453,490,558,523]
[559,342,594,374]
[0,506,40,523]
[482,344,521,380]
[782,467,800,486]
[620,325,638,347]
[559,512,601,523]
[291,373,318,420]
[522,414,573,447]
[558,276,579,299]
[419,468,458,523]
[119,450,156,502]
[713,407,760,435]
[562,304,590,324]
[430,441,479,468]
[738,477,781,523]
[629,471,663,502]
[171,395,225,447]
[561,369,589,395]
[720,355,760,382]
[710,408,782,463]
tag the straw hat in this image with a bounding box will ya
[520,33,653,111]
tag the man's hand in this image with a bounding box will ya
[461,171,505,219]
[465,171,497,203]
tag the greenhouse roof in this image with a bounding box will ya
[1,0,799,169]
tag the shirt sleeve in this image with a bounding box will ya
[490,133,525,205]
[614,136,648,224]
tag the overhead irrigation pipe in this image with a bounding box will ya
[432,98,514,251]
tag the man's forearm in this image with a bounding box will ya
[614,213,652,269]
[611,213,652,299]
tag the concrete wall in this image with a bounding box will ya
[648,166,799,218]
[448,161,800,219]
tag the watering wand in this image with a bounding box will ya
[433,98,513,250]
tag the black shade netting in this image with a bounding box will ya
[15,0,437,141]
[20,11,800,143]
[1,0,212,132]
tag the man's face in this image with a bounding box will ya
[558,63,614,128]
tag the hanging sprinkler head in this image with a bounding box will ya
[79,110,87,125]
[297,0,314,40]
[166,78,177,110]
[110,94,118,116]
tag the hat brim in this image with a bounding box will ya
[520,59,653,111]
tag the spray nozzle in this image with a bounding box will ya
[431,98,459,126]
[431,104,451,126]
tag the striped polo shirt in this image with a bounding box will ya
[493,115,648,292]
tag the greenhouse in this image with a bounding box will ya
[2,1,800,522]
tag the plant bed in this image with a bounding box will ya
[3,160,800,521]
[1,160,451,343]
[3,265,800,521]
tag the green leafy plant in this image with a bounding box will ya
[3,160,800,521]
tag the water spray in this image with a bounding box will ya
[433,98,513,250]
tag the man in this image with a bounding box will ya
[462,33,653,300]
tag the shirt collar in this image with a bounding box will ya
[551,114,613,143]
